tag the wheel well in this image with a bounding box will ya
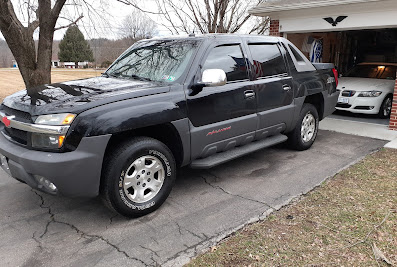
[304,93,324,120]
[105,123,184,167]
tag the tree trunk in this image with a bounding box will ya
[0,0,66,93]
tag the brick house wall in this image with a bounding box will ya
[390,75,397,130]
[269,20,281,36]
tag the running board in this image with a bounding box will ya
[190,134,288,169]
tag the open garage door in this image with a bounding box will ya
[248,0,397,131]
[287,29,397,126]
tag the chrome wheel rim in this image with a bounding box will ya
[123,155,165,203]
[301,112,316,143]
[383,98,392,117]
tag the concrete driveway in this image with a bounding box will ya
[0,131,386,267]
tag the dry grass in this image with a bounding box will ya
[0,68,101,101]
[188,148,397,266]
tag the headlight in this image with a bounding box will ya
[32,113,75,149]
[32,133,65,149]
[35,113,76,125]
[357,91,382,97]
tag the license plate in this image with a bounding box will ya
[0,153,11,175]
[338,97,349,104]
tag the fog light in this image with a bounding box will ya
[34,175,57,192]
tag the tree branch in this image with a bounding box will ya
[54,14,83,31]
[116,0,164,15]
[52,0,67,18]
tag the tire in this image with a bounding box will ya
[378,95,393,119]
[288,103,319,151]
[101,137,176,218]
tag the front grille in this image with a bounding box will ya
[1,104,31,146]
[336,103,352,108]
[4,127,28,145]
[341,90,356,97]
[2,105,32,123]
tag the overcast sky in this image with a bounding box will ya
[0,0,261,41]
[0,0,173,41]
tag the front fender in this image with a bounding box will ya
[78,102,185,136]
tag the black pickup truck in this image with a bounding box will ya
[0,35,338,217]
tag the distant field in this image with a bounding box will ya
[0,68,101,101]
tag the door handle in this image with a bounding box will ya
[283,85,292,91]
[244,90,255,99]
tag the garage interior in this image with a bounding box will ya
[287,28,397,125]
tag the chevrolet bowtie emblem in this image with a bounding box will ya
[2,115,15,128]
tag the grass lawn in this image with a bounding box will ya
[0,68,101,101]
[188,148,397,266]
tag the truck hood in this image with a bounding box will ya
[2,77,170,115]
[337,77,394,93]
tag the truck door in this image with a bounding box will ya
[246,42,294,138]
[186,42,258,160]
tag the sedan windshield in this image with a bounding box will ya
[346,65,396,80]
[105,40,199,83]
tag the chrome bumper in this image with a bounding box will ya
[0,111,69,135]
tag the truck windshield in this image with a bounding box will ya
[346,65,396,80]
[105,40,198,83]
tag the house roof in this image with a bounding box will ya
[249,0,383,16]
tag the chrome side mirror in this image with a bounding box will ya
[201,69,227,87]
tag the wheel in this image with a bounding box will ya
[288,103,319,151]
[101,137,176,218]
[378,95,393,118]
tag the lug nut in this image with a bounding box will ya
[147,178,151,182]
[142,170,145,174]
[137,182,140,185]
[147,172,151,175]
[143,183,146,187]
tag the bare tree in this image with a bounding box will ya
[119,9,157,40]
[118,0,268,35]
[0,0,109,91]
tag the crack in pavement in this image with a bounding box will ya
[106,214,119,230]
[31,189,148,266]
[139,245,161,266]
[201,172,275,209]
[175,221,204,241]
[161,235,213,265]
[32,232,44,251]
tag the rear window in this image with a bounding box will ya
[248,44,287,79]
[346,65,396,80]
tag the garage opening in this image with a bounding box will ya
[287,28,397,125]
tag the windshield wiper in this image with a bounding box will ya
[130,74,152,82]
[102,72,121,78]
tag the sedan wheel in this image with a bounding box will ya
[379,95,393,118]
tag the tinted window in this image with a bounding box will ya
[249,44,287,79]
[203,45,248,82]
[281,43,296,72]
[288,44,306,62]
[106,40,198,83]
[346,65,396,80]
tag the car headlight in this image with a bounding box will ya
[32,133,65,149]
[32,113,75,149]
[357,91,382,97]
[35,113,76,125]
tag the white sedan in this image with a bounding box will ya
[336,63,395,118]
